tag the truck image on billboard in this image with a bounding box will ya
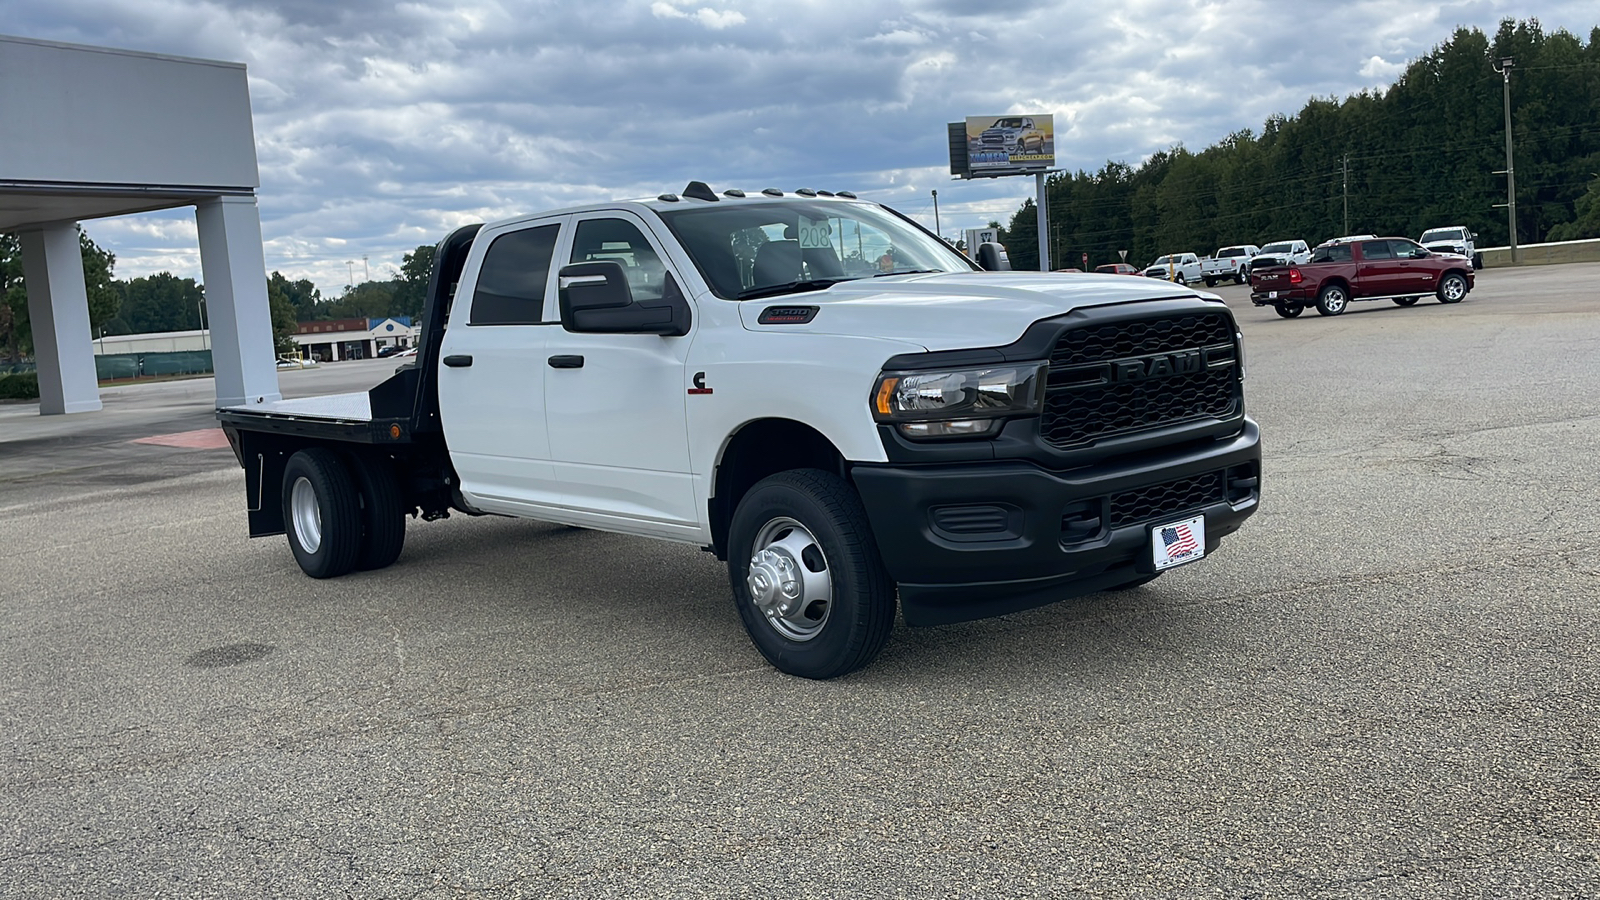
[965,114,1054,173]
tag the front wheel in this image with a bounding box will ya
[1275,302,1305,318]
[728,469,895,679]
[1316,284,1349,316]
[1437,272,1468,303]
[1393,296,1420,307]
[1174,273,1188,285]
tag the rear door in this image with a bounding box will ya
[1355,240,1399,296]
[437,216,568,514]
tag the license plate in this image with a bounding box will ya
[1152,514,1206,571]
[1268,291,1278,299]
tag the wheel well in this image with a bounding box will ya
[1442,267,1471,283]
[708,419,845,560]
[1320,278,1350,295]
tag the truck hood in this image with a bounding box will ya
[736,271,1211,351]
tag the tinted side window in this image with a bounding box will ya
[470,224,559,325]
[569,218,667,303]
[1360,240,1392,261]
[1390,240,1422,258]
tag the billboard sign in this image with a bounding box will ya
[962,114,1054,176]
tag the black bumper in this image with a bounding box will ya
[851,419,1261,627]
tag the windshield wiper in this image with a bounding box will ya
[873,269,943,277]
[736,279,853,301]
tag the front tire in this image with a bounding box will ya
[1316,284,1349,316]
[728,469,895,679]
[1437,272,1468,303]
[282,448,362,579]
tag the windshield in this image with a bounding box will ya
[1259,242,1293,254]
[1420,229,1465,243]
[657,200,976,300]
[992,118,1028,128]
[1149,256,1173,266]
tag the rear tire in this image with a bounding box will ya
[1316,284,1349,316]
[1437,272,1468,304]
[727,469,895,679]
[282,448,362,579]
[1275,302,1304,318]
[1204,277,1216,287]
[348,453,407,571]
[1393,296,1420,307]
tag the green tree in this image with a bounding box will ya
[391,244,436,319]
[322,281,396,320]
[1546,176,1600,241]
[118,272,205,334]
[266,278,299,357]
[0,227,120,361]
[268,271,322,322]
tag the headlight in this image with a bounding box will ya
[871,362,1046,439]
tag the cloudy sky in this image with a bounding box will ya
[7,0,1597,296]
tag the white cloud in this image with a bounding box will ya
[650,2,746,29]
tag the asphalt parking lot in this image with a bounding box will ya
[3,263,1598,897]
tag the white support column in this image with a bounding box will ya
[19,224,102,415]
[196,194,281,408]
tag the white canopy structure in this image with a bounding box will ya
[0,34,280,413]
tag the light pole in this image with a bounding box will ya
[345,260,355,291]
[931,190,940,241]
[1492,56,1518,263]
[196,299,208,351]
[363,255,370,282]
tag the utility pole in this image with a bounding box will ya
[1492,56,1519,263]
[1342,154,1349,234]
[363,255,370,282]
[1035,171,1050,271]
[931,189,940,241]
[345,260,355,291]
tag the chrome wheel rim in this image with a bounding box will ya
[1325,290,1346,312]
[290,476,322,554]
[1443,277,1465,301]
[746,516,832,642]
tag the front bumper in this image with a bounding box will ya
[851,418,1262,626]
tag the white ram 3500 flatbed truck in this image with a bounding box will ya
[219,182,1261,679]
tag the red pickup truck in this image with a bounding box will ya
[1249,237,1474,318]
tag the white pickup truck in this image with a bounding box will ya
[1141,253,1204,284]
[218,182,1261,679]
[1200,245,1260,286]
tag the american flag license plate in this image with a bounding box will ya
[1152,514,1206,571]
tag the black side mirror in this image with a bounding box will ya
[1471,232,1478,240]
[558,261,691,337]
[976,242,1011,271]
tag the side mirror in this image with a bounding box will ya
[1413,248,1430,258]
[559,261,633,317]
[976,242,1011,271]
[1471,232,1478,240]
[557,261,691,337]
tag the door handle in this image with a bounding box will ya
[443,354,473,368]
[548,355,585,369]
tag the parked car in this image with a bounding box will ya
[1418,225,1482,269]
[1201,245,1261,286]
[1142,253,1203,284]
[377,345,403,358]
[1094,263,1140,276]
[1249,237,1474,318]
[1248,240,1311,281]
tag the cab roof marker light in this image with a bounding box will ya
[762,188,784,197]
[796,188,818,197]
[657,193,680,202]
[723,189,747,198]
[681,181,720,202]
[816,190,835,197]
[837,191,857,199]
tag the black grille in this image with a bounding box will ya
[1108,471,1225,529]
[1041,312,1240,449]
